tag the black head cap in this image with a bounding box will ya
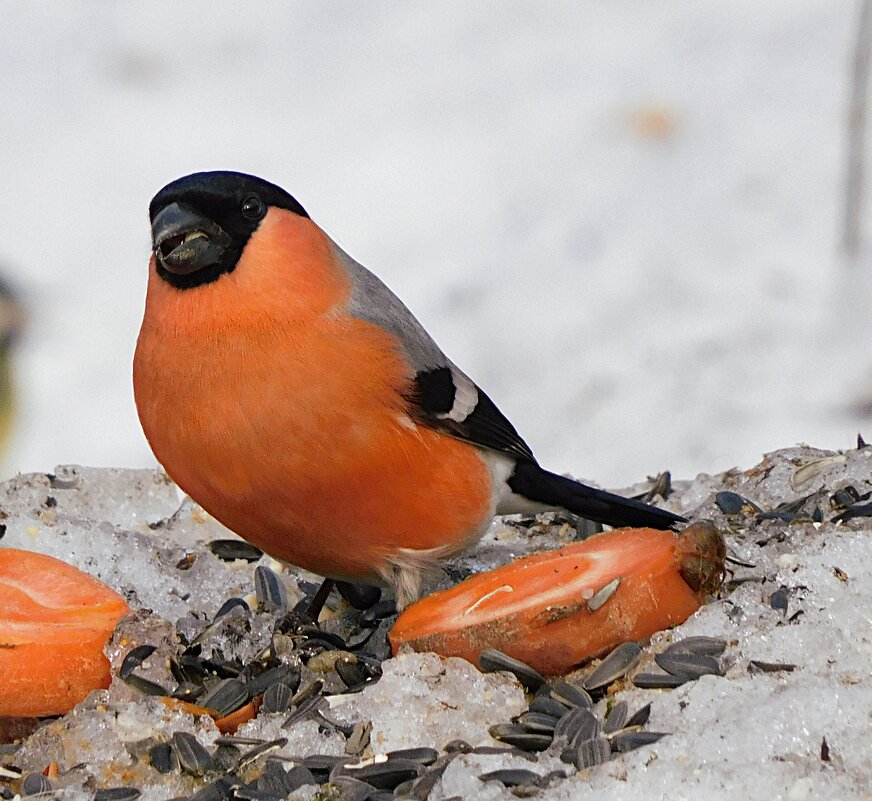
[150,171,309,290]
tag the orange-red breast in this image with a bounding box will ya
[134,171,683,607]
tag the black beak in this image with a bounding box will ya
[151,202,232,276]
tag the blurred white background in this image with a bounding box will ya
[1,1,870,486]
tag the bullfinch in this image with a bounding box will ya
[134,171,684,608]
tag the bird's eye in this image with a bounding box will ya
[241,194,266,221]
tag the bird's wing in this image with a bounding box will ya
[335,244,537,463]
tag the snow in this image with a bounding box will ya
[2,447,871,799]
[0,2,869,489]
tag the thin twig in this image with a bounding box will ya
[843,0,872,260]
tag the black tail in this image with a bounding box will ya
[507,461,685,530]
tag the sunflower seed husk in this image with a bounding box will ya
[611,730,669,753]
[187,777,234,801]
[283,693,324,728]
[237,738,288,770]
[573,736,611,769]
[262,681,294,714]
[257,762,294,796]
[214,597,250,620]
[583,642,642,690]
[586,577,621,612]
[208,539,264,562]
[21,774,51,796]
[340,758,423,790]
[336,657,368,689]
[255,565,288,612]
[284,765,318,791]
[172,731,214,776]
[345,721,372,756]
[123,674,169,696]
[329,776,374,801]
[479,768,542,787]
[94,788,142,801]
[212,744,240,773]
[603,700,628,734]
[199,677,249,717]
[625,702,652,728]
[478,649,545,690]
[148,742,178,773]
[655,651,722,680]
[632,672,688,689]
[119,644,157,679]
[748,660,797,673]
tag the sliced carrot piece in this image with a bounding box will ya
[390,523,725,676]
[0,549,129,717]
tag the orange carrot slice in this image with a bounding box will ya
[0,549,129,717]
[390,523,725,676]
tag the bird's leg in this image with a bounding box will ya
[305,577,335,621]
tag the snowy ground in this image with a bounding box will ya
[0,2,870,487]
[2,447,871,799]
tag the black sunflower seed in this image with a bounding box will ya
[339,758,423,790]
[172,731,214,776]
[211,743,240,772]
[583,642,642,690]
[611,730,669,753]
[488,726,552,752]
[478,649,545,690]
[336,657,368,689]
[603,700,628,733]
[187,777,234,801]
[172,680,203,702]
[748,660,797,673]
[284,765,318,791]
[548,681,593,708]
[655,651,722,680]
[529,694,572,718]
[359,600,397,627]
[237,738,288,770]
[214,597,250,620]
[21,774,51,796]
[123,674,169,696]
[385,747,439,766]
[665,636,727,657]
[199,677,249,717]
[443,739,473,753]
[516,711,560,733]
[262,681,294,714]
[554,707,599,743]
[303,754,349,774]
[247,664,301,696]
[625,702,652,728]
[255,565,288,612]
[208,539,264,562]
[148,741,179,774]
[573,736,611,769]
[632,672,687,689]
[283,693,324,728]
[479,768,542,787]
[329,775,373,801]
[120,644,157,679]
[94,788,142,801]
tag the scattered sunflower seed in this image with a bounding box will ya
[172,731,214,776]
[573,736,611,769]
[335,580,382,610]
[611,730,669,753]
[632,672,688,689]
[21,773,51,796]
[479,768,542,787]
[478,649,545,690]
[489,729,552,752]
[665,636,728,657]
[386,747,439,766]
[262,681,294,714]
[329,775,375,801]
[748,660,797,673]
[554,707,599,744]
[516,711,560,733]
[119,644,158,679]
[655,651,722,680]
[237,738,288,770]
[248,664,301,696]
[625,702,652,728]
[208,539,264,562]
[211,744,240,773]
[583,642,642,690]
[254,565,288,612]
[548,681,593,708]
[341,758,424,790]
[148,741,178,773]
[529,694,572,718]
[187,777,234,801]
[94,788,142,801]
[284,765,318,791]
[123,673,169,696]
[199,677,249,717]
[214,597,250,620]
[603,700,628,733]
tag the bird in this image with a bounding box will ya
[134,171,684,609]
